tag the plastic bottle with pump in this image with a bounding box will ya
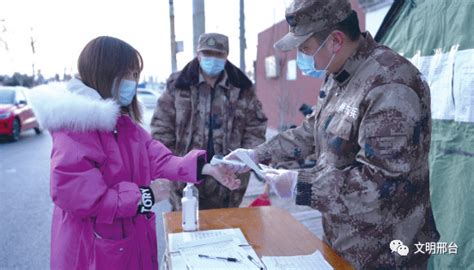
[181,183,199,231]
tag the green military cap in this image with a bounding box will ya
[274,0,352,51]
[197,33,229,54]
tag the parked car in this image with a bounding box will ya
[0,86,41,141]
[137,88,160,109]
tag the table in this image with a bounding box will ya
[163,206,353,269]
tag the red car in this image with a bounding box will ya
[0,86,41,141]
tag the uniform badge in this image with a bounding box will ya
[207,38,216,46]
[339,102,359,119]
[285,15,297,27]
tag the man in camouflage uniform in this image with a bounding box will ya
[151,33,267,210]
[224,0,439,268]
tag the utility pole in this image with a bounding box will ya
[169,0,177,73]
[0,19,8,51]
[30,27,36,76]
[239,0,246,72]
[192,0,205,56]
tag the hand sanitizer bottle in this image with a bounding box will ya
[182,183,199,231]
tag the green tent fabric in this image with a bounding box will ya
[429,121,474,268]
[380,0,474,56]
[379,0,474,269]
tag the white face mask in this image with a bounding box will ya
[296,35,336,78]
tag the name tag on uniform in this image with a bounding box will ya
[338,102,359,119]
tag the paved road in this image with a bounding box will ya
[0,130,53,269]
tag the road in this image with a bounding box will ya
[0,129,52,269]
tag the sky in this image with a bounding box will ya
[0,0,291,82]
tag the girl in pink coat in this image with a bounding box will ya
[29,36,239,270]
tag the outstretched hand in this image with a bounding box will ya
[202,164,241,190]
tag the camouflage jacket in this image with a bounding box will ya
[254,33,439,269]
[151,58,267,210]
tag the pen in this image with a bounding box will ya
[247,255,264,270]
[198,254,240,263]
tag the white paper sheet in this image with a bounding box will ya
[179,240,261,270]
[409,47,458,120]
[261,250,333,270]
[168,229,265,269]
[234,151,266,179]
[408,50,421,68]
[413,53,433,79]
[426,46,457,120]
[168,228,248,252]
[453,49,474,122]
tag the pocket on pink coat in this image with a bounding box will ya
[92,231,136,270]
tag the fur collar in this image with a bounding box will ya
[27,78,120,132]
[174,58,253,90]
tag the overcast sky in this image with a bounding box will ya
[0,0,291,81]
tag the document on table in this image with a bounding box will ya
[168,228,248,252]
[168,228,264,269]
[261,250,333,270]
[179,240,261,270]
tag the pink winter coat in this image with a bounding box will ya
[29,79,206,270]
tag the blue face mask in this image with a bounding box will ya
[199,56,226,77]
[296,36,335,78]
[116,79,137,106]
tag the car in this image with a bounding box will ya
[137,88,160,109]
[0,86,41,141]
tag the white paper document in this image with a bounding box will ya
[234,151,266,179]
[168,228,248,252]
[261,250,333,270]
[411,53,433,80]
[426,46,457,120]
[168,228,264,270]
[453,49,474,123]
[410,47,457,121]
[412,48,474,123]
[179,240,262,270]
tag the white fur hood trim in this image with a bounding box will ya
[27,78,120,132]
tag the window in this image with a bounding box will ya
[0,89,15,104]
[286,59,297,81]
[265,55,280,79]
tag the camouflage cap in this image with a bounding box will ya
[274,0,352,51]
[197,33,229,54]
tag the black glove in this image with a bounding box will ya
[137,187,155,214]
